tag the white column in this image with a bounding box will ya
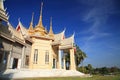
[8,45,13,69]
[70,48,76,70]
[6,51,11,68]
[17,59,21,69]
[55,59,57,68]
[9,57,13,69]
[63,57,66,70]
[21,46,25,68]
[58,49,62,69]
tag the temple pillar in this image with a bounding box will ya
[58,49,62,69]
[70,48,76,70]
[21,46,25,68]
[6,50,11,68]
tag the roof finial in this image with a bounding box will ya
[31,12,34,24]
[38,2,43,25]
[18,18,20,22]
[50,17,52,27]
[48,17,54,38]
[29,12,34,30]
[40,2,43,17]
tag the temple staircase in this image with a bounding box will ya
[0,69,90,79]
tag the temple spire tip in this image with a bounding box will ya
[31,12,34,23]
[40,2,43,17]
[29,12,34,30]
[18,18,21,22]
[37,2,44,27]
[50,17,52,27]
[48,17,54,38]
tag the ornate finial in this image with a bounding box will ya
[29,12,34,30]
[34,2,47,36]
[6,12,8,16]
[40,2,43,17]
[49,17,53,33]
[48,17,54,38]
[31,12,34,24]
[45,26,48,33]
[18,18,20,22]
[8,15,10,19]
[38,2,43,25]
[4,7,7,11]
[63,28,66,34]
[71,31,75,40]
[50,17,52,27]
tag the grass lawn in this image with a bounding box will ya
[0,75,120,80]
[13,75,120,80]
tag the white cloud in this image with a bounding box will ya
[75,0,120,68]
[75,0,119,50]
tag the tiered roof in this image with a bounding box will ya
[34,2,47,36]
[8,2,75,49]
[16,20,29,38]
[7,22,25,45]
[0,0,9,22]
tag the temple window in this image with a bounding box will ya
[45,50,49,64]
[33,49,38,64]
[25,55,29,66]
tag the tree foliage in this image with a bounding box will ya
[78,65,120,75]
[75,45,87,66]
[65,45,87,69]
[77,64,93,74]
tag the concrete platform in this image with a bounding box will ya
[0,69,90,79]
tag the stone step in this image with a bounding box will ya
[0,69,88,79]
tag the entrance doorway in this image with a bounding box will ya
[12,58,18,69]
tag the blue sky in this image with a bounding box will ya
[5,0,120,68]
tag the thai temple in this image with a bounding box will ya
[0,0,76,71]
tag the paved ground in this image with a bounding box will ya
[0,69,90,79]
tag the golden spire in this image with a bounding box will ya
[48,17,54,38]
[29,12,34,30]
[28,12,34,35]
[34,2,47,36]
[37,2,44,27]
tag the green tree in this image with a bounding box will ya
[87,64,93,74]
[75,45,87,67]
[65,53,70,70]
[65,45,87,70]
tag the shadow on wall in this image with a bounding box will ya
[0,50,14,80]
[0,69,14,80]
